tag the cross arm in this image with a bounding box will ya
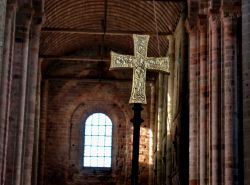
[146,57,170,73]
[110,51,134,70]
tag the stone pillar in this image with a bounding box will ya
[166,35,174,185]
[162,74,168,185]
[0,2,16,184]
[242,0,250,184]
[32,58,42,185]
[149,82,155,185]
[0,0,7,83]
[186,20,199,185]
[10,7,32,185]
[198,15,208,185]
[38,80,49,185]
[22,13,43,185]
[156,73,164,185]
[221,8,238,185]
[209,12,221,185]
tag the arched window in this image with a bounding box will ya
[83,113,112,168]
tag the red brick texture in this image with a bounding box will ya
[0,3,16,184]
[187,1,242,185]
[0,3,43,185]
[198,16,209,185]
[242,0,250,185]
[40,80,153,185]
[187,20,199,185]
[0,1,248,185]
[210,12,222,185]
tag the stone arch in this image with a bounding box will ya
[67,86,132,184]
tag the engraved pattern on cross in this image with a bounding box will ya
[110,34,169,104]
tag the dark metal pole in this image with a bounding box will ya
[131,103,144,185]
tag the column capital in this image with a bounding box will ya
[167,35,174,42]
[32,12,45,26]
[209,12,221,31]
[220,5,239,30]
[220,4,241,19]
[16,5,34,27]
[197,15,207,33]
[167,35,174,56]
[6,1,17,14]
[185,18,198,35]
[30,12,45,38]
[15,6,34,42]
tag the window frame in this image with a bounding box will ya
[82,112,113,171]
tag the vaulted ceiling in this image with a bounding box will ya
[40,0,185,80]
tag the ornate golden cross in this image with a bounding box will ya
[110,34,169,104]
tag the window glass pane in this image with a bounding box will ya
[91,157,98,167]
[106,126,112,136]
[105,137,112,147]
[83,113,112,168]
[99,113,106,125]
[85,117,92,126]
[98,126,106,135]
[97,157,105,167]
[84,146,91,156]
[91,136,98,146]
[85,136,91,146]
[105,118,112,126]
[98,147,105,157]
[104,147,111,157]
[92,114,99,125]
[98,137,105,146]
[91,146,98,155]
[84,157,91,166]
[85,126,91,136]
[91,126,99,134]
[104,157,111,167]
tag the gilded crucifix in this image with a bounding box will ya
[110,34,169,104]
[110,34,169,185]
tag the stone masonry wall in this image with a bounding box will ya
[40,79,153,185]
[0,0,6,68]
[0,1,7,183]
[242,0,250,184]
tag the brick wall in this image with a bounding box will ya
[0,0,6,68]
[171,15,189,185]
[40,79,153,185]
[154,14,189,185]
[0,1,7,182]
[242,0,250,184]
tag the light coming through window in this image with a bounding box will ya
[83,113,112,168]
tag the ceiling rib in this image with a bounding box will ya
[142,0,184,2]
[40,55,110,62]
[41,27,172,36]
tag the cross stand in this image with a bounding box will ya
[130,103,144,185]
[109,34,169,185]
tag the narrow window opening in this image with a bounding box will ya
[83,113,112,168]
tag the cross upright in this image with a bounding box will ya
[110,34,169,104]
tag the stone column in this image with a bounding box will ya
[22,13,43,185]
[32,59,42,185]
[11,8,32,185]
[156,73,164,185]
[242,0,250,184]
[38,80,49,185]
[149,82,155,185]
[166,35,174,185]
[198,15,208,185]
[221,8,238,185]
[0,2,16,184]
[0,0,7,83]
[186,20,199,185]
[209,12,221,185]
